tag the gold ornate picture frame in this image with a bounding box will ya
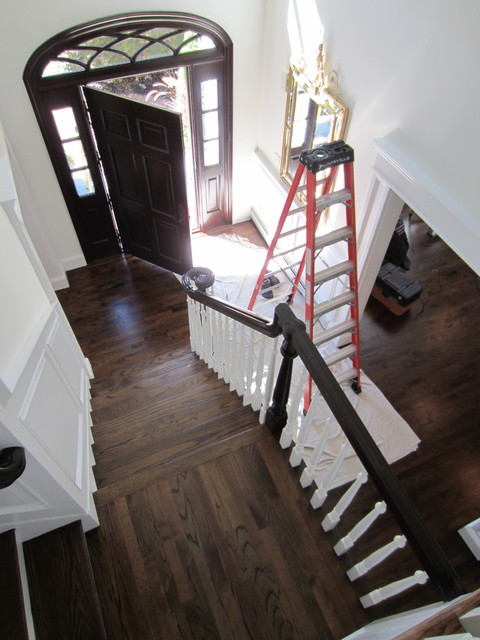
[280,56,348,194]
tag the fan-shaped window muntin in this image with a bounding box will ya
[41,27,216,77]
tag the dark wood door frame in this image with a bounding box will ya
[84,87,193,273]
[23,12,233,263]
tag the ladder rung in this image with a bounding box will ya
[296,176,329,193]
[334,366,358,385]
[287,204,306,216]
[279,225,306,239]
[314,319,357,346]
[314,260,354,286]
[267,261,302,277]
[272,245,306,259]
[315,225,353,250]
[314,291,356,318]
[324,344,358,367]
[315,188,352,212]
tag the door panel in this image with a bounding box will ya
[83,87,192,274]
[190,61,229,229]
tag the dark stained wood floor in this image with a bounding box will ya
[57,224,367,640]
[56,218,480,639]
[360,214,480,597]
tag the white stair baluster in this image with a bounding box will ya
[229,319,239,392]
[211,308,220,374]
[197,303,207,361]
[279,367,308,449]
[251,335,266,412]
[289,390,321,467]
[321,472,368,531]
[223,316,232,384]
[334,501,387,556]
[243,328,256,406]
[259,336,279,424]
[186,297,196,352]
[204,306,215,369]
[309,442,349,508]
[300,414,335,488]
[216,311,225,379]
[212,311,223,378]
[235,324,247,396]
[347,535,407,581]
[359,570,429,608]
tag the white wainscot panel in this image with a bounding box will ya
[20,351,84,489]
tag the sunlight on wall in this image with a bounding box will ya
[287,0,324,73]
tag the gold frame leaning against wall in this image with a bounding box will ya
[280,45,348,197]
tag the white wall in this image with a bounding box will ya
[2,0,479,281]
[0,0,266,278]
[0,122,50,384]
[256,0,480,271]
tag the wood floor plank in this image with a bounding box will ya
[55,218,480,638]
[87,500,158,640]
[0,530,29,640]
[23,522,107,640]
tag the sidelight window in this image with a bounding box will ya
[200,79,220,166]
[52,107,95,197]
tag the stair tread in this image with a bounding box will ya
[0,529,29,640]
[24,521,107,640]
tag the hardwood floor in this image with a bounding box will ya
[360,213,480,596]
[57,244,367,640]
[56,219,480,639]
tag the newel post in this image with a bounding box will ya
[266,330,298,435]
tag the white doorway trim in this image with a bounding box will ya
[357,131,480,316]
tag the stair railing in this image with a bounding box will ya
[183,270,465,605]
[0,447,26,490]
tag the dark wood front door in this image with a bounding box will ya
[83,87,192,274]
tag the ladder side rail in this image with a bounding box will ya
[343,161,362,385]
[303,169,318,408]
[289,164,340,304]
[247,162,305,310]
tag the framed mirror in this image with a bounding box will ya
[280,65,348,193]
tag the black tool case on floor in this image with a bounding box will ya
[375,262,422,307]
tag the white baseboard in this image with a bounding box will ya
[51,274,70,291]
[61,254,86,273]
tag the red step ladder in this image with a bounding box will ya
[248,140,361,394]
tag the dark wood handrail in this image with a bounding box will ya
[273,303,465,602]
[0,447,26,490]
[182,272,282,337]
[183,280,466,601]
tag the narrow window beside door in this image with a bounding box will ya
[52,107,95,197]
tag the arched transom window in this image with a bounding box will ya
[42,27,217,77]
[24,13,233,266]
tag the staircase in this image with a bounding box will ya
[183,273,480,637]
[0,522,106,639]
